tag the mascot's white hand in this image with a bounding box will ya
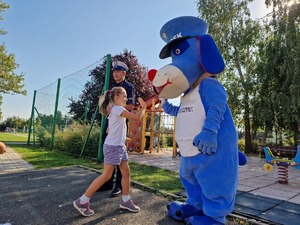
[159,98,167,106]
[193,129,217,155]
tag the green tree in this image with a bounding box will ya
[255,1,300,145]
[196,0,261,153]
[1,116,29,129]
[0,1,26,119]
[37,111,67,131]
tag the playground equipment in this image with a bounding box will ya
[263,145,300,184]
[127,95,178,156]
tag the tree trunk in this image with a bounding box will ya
[243,92,252,153]
[252,129,257,142]
[263,126,270,145]
[293,124,299,147]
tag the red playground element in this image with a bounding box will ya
[127,95,160,153]
[145,95,159,109]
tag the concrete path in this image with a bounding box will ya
[0,147,34,173]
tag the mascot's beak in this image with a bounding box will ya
[148,67,183,98]
[148,69,173,95]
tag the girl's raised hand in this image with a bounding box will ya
[138,97,146,109]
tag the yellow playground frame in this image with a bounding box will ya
[127,97,178,157]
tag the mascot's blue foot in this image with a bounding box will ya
[238,151,247,166]
[167,201,203,221]
[185,215,224,225]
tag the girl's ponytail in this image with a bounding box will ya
[99,87,125,116]
[99,90,112,116]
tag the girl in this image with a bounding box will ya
[73,86,146,217]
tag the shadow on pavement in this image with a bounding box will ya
[0,166,183,225]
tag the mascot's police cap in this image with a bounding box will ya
[112,61,128,71]
[159,16,208,59]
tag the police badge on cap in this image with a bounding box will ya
[112,61,129,71]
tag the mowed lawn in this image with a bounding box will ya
[0,132,31,142]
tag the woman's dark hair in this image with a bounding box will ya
[99,87,126,116]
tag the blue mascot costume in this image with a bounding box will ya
[148,16,247,225]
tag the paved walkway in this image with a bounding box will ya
[0,147,34,172]
[1,146,300,224]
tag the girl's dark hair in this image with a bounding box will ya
[99,87,126,116]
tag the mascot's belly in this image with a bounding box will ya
[176,87,205,157]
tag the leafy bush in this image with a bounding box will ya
[54,124,100,158]
[252,140,259,152]
[238,139,245,152]
[159,134,174,148]
[160,135,167,148]
[55,130,83,154]
[35,123,100,158]
[166,136,174,147]
[238,139,260,154]
[36,126,51,148]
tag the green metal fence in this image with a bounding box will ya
[28,54,111,160]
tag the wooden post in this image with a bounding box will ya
[141,112,147,154]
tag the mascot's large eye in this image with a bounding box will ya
[171,40,190,56]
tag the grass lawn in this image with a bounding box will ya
[0,132,32,142]
[10,144,183,194]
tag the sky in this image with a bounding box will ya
[1,0,270,120]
